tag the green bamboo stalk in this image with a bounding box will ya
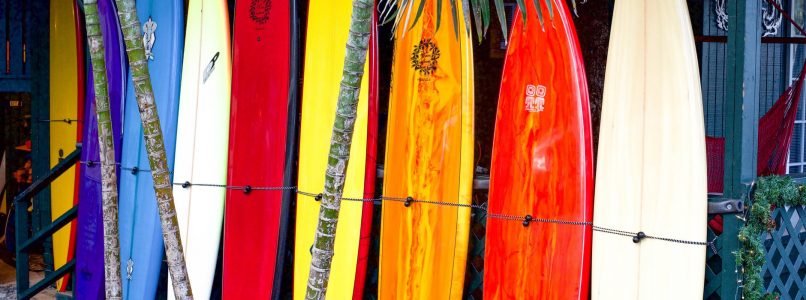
[82,1,122,298]
[305,0,373,298]
[113,0,193,298]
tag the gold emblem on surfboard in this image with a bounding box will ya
[411,39,440,76]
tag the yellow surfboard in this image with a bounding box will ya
[378,1,475,299]
[49,0,82,290]
[294,0,371,298]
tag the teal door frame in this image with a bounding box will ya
[720,0,762,298]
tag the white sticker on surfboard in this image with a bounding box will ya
[525,84,546,113]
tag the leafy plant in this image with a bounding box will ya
[380,0,585,41]
[738,176,806,300]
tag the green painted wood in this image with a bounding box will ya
[14,146,80,298]
[762,205,806,299]
[719,210,743,298]
[17,259,75,300]
[0,0,31,81]
[705,195,727,299]
[719,0,761,299]
[27,0,52,276]
[723,0,760,190]
[0,0,32,87]
[0,80,29,92]
[19,205,77,253]
[12,146,80,206]
[14,187,28,297]
[6,0,26,79]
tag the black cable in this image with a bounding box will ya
[163,180,715,247]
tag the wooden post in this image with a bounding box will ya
[28,0,53,277]
[722,0,761,298]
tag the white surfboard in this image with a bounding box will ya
[591,1,707,299]
[168,0,231,298]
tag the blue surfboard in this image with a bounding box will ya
[117,0,184,298]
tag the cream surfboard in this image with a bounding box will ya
[591,1,707,299]
[169,0,231,298]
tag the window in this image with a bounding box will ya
[787,0,806,174]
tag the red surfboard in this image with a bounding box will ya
[222,0,299,298]
[353,4,379,299]
[484,1,594,299]
[62,0,85,291]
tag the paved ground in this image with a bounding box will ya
[0,254,57,299]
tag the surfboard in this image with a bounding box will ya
[591,1,707,299]
[49,0,84,290]
[378,0,474,298]
[0,152,5,215]
[168,0,231,298]
[483,1,593,298]
[117,0,184,299]
[75,0,126,297]
[294,0,376,298]
[222,0,298,298]
[353,5,379,299]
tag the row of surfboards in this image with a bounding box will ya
[46,0,706,299]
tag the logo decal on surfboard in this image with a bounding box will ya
[411,39,440,76]
[143,17,157,60]
[525,84,546,113]
[126,259,133,279]
[203,52,220,83]
[250,0,272,24]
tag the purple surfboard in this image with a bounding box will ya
[75,0,126,298]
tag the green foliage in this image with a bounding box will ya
[738,176,806,300]
[380,0,583,42]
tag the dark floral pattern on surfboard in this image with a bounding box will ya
[411,38,440,76]
[250,0,272,24]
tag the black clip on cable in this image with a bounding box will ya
[633,231,646,243]
[523,215,533,227]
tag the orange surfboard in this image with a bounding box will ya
[378,0,474,298]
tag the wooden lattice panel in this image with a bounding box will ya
[763,205,806,299]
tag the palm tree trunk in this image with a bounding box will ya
[113,0,193,298]
[305,0,373,298]
[82,1,122,298]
